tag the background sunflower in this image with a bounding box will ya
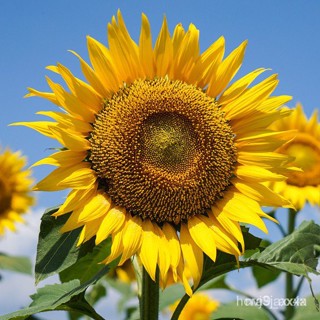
[0,147,34,235]
[270,103,320,209]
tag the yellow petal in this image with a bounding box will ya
[31,150,86,168]
[87,36,120,92]
[60,210,85,233]
[119,216,142,265]
[77,217,103,245]
[49,126,90,151]
[139,13,155,78]
[25,88,59,105]
[46,76,95,122]
[102,227,124,264]
[210,208,244,252]
[219,68,266,105]
[180,223,203,289]
[36,111,92,133]
[78,192,111,222]
[172,24,199,81]
[232,178,292,208]
[154,224,171,285]
[138,220,159,281]
[56,63,102,112]
[154,16,173,76]
[53,186,97,217]
[95,206,126,245]
[207,40,247,97]
[108,12,141,82]
[69,49,111,98]
[162,223,181,270]
[223,74,279,119]
[10,121,57,139]
[34,163,95,191]
[216,191,268,233]
[203,213,241,256]
[188,216,217,262]
[189,36,225,86]
[237,151,290,168]
[235,165,285,182]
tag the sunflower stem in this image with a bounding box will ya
[285,208,297,320]
[171,294,190,320]
[139,267,159,320]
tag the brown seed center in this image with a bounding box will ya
[90,78,237,224]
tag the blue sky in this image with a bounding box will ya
[0,0,319,318]
[1,0,320,208]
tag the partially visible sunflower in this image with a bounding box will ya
[269,103,320,209]
[16,11,294,294]
[0,147,34,235]
[112,259,136,283]
[169,292,219,320]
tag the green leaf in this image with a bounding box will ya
[0,265,109,320]
[0,253,32,275]
[86,283,107,308]
[249,220,320,279]
[35,206,95,284]
[252,265,281,288]
[171,222,320,320]
[60,238,112,284]
[212,301,271,320]
[200,274,231,291]
[291,294,320,320]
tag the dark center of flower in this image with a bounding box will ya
[141,112,198,174]
[279,132,320,187]
[90,78,237,224]
[0,175,12,214]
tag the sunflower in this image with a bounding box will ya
[169,292,219,320]
[269,103,320,209]
[0,147,34,235]
[16,11,294,294]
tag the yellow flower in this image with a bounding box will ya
[16,11,293,294]
[270,103,320,209]
[170,292,219,320]
[113,259,136,283]
[0,147,34,235]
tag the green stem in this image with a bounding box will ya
[285,208,297,320]
[139,267,159,320]
[171,294,190,320]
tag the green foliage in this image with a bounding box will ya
[35,207,95,284]
[0,280,105,320]
[212,301,271,320]
[249,220,320,279]
[60,238,112,284]
[252,265,282,288]
[292,294,320,320]
[1,201,320,320]
[171,221,320,320]
[0,253,32,275]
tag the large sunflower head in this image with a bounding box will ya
[269,103,320,209]
[17,11,294,294]
[0,147,34,235]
